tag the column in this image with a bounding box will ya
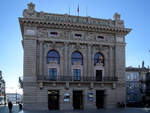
[109,45,112,77]
[39,41,43,76]
[87,44,92,76]
[91,46,95,76]
[68,44,72,76]
[64,42,68,76]
[43,43,47,77]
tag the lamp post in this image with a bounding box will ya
[16,89,17,104]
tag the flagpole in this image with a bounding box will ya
[69,6,70,15]
[86,6,88,17]
[77,4,79,17]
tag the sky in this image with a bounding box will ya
[0,0,150,94]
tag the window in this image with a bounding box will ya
[74,33,82,37]
[49,68,57,80]
[127,75,130,80]
[97,36,104,39]
[130,74,134,80]
[73,69,81,81]
[47,50,60,64]
[71,51,83,65]
[133,74,137,80]
[50,32,58,35]
[94,52,104,65]
[96,70,102,81]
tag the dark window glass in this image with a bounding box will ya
[94,53,104,65]
[49,68,57,80]
[97,36,104,39]
[73,69,81,81]
[75,34,82,37]
[50,32,58,35]
[71,51,83,65]
[47,50,60,64]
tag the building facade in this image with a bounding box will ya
[126,62,149,107]
[19,3,131,110]
[0,70,6,105]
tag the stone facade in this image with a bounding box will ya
[19,3,131,110]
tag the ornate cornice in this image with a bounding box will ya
[19,3,131,36]
[19,17,131,35]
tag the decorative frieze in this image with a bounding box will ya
[116,37,124,43]
[37,28,48,38]
[20,3,131,35]
[23,2,116,28]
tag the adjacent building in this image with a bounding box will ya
[19,3,131,110]
[144,72,150,106]
[126,62,149,107]
[0,70,6,105]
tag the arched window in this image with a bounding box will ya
[94,52,104,66]
[71,51,83,65]
[47,50,60,64]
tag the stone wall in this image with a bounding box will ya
[20,3,131,110]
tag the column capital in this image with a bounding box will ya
[87,43,93,47]
[51,41,56,49]
[109,45,114,48]
[38,40,44,44]
[64,42,69,46]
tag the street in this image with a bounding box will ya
[0,105,150,113]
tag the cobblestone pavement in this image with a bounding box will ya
[0,105,150,113]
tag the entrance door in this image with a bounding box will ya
[96,70,102,81]
[73,91,83,109]
[96,90,105,109]
[48,90,59,110]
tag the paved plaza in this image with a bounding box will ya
[0,105,150,113]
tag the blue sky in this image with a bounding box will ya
[0,0,150,93]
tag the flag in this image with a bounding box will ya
[77,4,79,13]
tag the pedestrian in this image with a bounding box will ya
[19,103,22,111]
[8,101,13,113]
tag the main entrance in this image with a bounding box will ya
[48,90,59,110]
[96,90,105,109]
[73,91,83,109]
[96,70,102,81]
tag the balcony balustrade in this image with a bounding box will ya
[37,75,118,82]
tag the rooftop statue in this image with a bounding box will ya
[23,2,36,18]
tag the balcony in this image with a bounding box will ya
[37,75,118,83]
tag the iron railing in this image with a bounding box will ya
[37,75,118,82]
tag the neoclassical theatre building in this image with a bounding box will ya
[19,3,131,110]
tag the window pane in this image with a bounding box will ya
[49,68,57,80]
[71,51,83,65]
[73,69,81,81]
[47,50,60,64]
